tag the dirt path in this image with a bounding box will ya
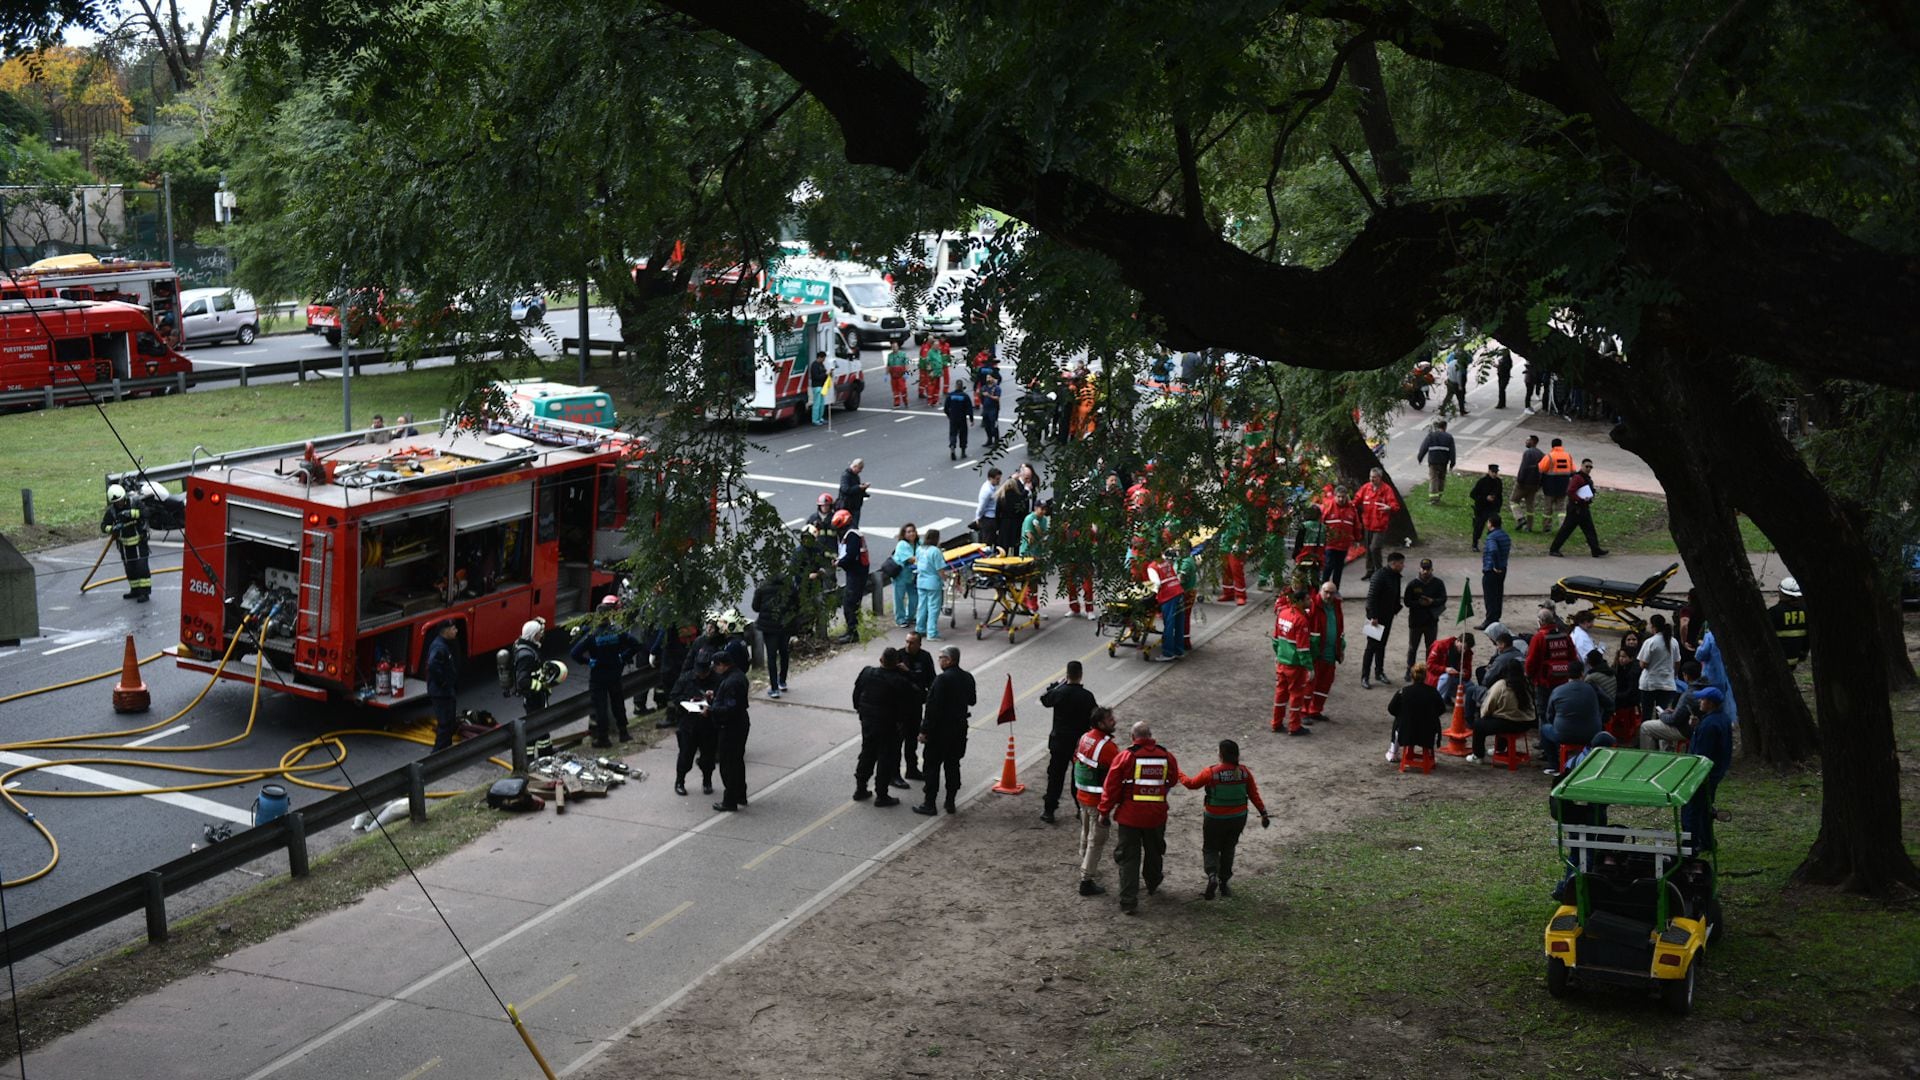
[586,607,1507,1080]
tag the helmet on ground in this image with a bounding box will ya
[106,483,128,502]
[1779,577,1801,598]
[520,618,546,642]
[832,509,853,529]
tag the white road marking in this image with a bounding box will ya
[1002,442,1026,454]
[746,474,973,509]
[237,729,865,1080]
[838,429,867,438]
[125,724,193,748]
[42,638,100,656]
[0,751,252,824]
[922,517,961,534]
[953,458,979,469]
[785,443,814,453]
[783,517,810,528]
[893,415,914,423]
[899,478,925,488]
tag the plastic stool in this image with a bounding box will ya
[1491,731,1532,772]
[1400,743,1436,775]
[1557,741,1588,773]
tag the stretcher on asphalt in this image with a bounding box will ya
[1549,562,1683,633]
[1097,584,1163,659]
[939,541,990,630]
[971,555,1045,642]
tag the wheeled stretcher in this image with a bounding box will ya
[971,555,1044,642]
[1097,584,1163,659]
[1549,561,1683,633]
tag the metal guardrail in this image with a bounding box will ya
[0,668,656,968]
[0,337,517,410]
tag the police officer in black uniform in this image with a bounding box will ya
[1039,660,1097,824]
[570,596,640,748]
[710,644,753,812]
[670,651,719,796]
[101,484,152,602]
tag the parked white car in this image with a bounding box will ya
[178,287,260,346]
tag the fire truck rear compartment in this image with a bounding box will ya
[224,538,300,670]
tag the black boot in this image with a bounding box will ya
[1079,879,1106,897]
[944,797,956,814]
[674,778,688,796]
[912,802,937,816]
[702,775,715,795]
[853,787,872,801]
[873,793,901,807]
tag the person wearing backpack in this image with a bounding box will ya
[507,618,549,716]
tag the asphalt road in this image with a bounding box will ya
[0,336,1524,961]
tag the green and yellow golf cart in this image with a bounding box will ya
[1543,747,1723,1014]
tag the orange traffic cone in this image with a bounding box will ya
[992,729,1025,795]
[1439,644,1474,757]
[991,674,1025,794]
[111,634,150,714]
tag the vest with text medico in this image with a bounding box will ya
[1188,762,1267,820]
[1072,729,1120,808]
[1098,738,1181,828]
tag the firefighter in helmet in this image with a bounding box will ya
[101,484,152,603]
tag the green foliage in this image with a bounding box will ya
[0,130,93,185]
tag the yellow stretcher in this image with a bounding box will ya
[1097,584,1163,659]
[971,555,1045,642]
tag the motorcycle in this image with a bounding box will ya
[1400,360,1437,409]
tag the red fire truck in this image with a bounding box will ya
[0,297,194,400]
[171,414,686,705]
[0,255,186,347]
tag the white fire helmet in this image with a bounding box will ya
[106,484,128,502]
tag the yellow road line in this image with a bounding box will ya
[742,799,857,870]
[394,1057,442,1080]
[517,973,577,1014]
[626,899,694,944]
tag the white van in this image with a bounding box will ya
[178,287,260,346]
[911,269,972,345]
[778,257,908,350]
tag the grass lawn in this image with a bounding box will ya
[1404,471,1775,556]
[1084,690,1919,1077]
[0,368,470,546]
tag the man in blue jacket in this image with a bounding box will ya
[1684,687,1734,852]
[571,596,640,747]
[426,622,462,752]
[1480,516,1511,628]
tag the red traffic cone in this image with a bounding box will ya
[111,634,150,714]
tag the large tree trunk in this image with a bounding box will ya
[1328,417,1418,547]
[1618,350,1917,893]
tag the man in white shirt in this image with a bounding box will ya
[975,467,1003,550]
[1570,609,1601,666]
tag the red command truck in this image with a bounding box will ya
[0,297,194,400]
[171,414,684,705]
[0,256,186,347]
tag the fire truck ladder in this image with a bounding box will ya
[297,528,335,652]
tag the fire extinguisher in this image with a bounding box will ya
[376,659,391,696]
[390,666,405,697]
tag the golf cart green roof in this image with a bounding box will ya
[1551,747,1712,808]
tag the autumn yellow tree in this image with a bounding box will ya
[0,44,133,128]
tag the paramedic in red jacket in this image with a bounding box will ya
[1354,467,1402,578]
[1179,739,1270,900]
[1271,586,1315,735]
[1525,609,1579,717]
[1320,486,1360,588]
[1307,580,1345,724]
[1098,721,1181,915]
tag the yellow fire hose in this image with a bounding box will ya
[76,535,183,594]
[1,619,509,888]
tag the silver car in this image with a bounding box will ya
[179,287,260,346]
